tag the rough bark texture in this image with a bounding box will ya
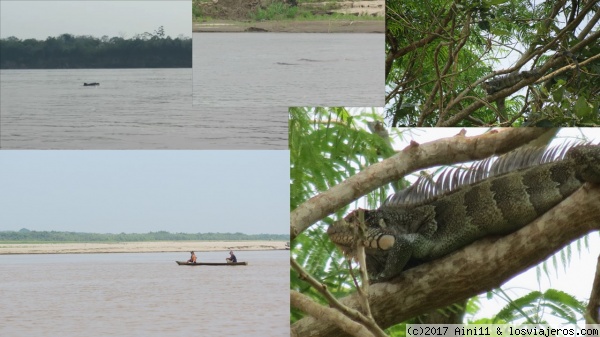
[416,300,467,324]
[291,184,600,336]
[586,255,600,324]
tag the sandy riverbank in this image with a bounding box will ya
[0,241,288,255]
[193,20,384,33]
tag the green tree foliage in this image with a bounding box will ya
[386,0,600,126]
[492,289,586,324]
[290,107,396,211]
[0,230,288,243]
[290,107,400,323]
[253,2,299,21]
[0,29,191,69]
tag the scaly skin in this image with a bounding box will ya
[327,144,600,282]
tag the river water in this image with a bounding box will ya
[193,33,383,108]
[0,69,287,149]
[0,250,288,337]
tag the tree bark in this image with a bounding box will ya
[416,300,468,324]
[586,255,600,324]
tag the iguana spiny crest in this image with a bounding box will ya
[327,143,600,282]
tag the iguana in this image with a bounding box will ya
[481,69,540,120]
[327,143,600,282]
[481,69,540,95]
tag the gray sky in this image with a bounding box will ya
[0,150,289,234]
[0,1,191,40]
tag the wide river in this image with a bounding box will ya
[193,33,383,108]
[0,250,288,336]
[0,69,287,149]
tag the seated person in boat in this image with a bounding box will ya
[226,250,237,263]
[188,251,197,264]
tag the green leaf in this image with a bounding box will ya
[478,21,491,31]
[574,96,592,118]
[551,87,564,102]
[495,291,542,322]
[491,27,512,36]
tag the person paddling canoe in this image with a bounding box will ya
[226,250,237,263]
[187,251,197,264]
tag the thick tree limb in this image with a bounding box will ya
[586,255,600,324]
[290,128,551,240]
[292,184,600,337]
[417,299,468,324]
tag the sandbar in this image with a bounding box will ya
[0,241,288,255]
[193,20,384,33]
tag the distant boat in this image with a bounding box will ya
[176,261,248,266]
[83,82,100,86]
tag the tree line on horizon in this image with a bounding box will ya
[0,228,288,242]
[0,28,191,69]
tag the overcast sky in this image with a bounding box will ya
[0,150,288,234]
[0,1,191,40]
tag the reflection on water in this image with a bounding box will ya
[0,250,288,336]
[0,69,287,149]
[193,32,383,108]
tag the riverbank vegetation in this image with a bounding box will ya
[0,27,191,69]
[193,0,383,22]
[0,228,288,243]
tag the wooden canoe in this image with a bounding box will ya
[176,261,248,266]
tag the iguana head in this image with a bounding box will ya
[327,208,398,278]
[327,208,396,257]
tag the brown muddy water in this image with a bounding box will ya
[0,69,287,150]
[0,250,288,336]
[193,32,384,108]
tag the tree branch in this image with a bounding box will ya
[577,8,600,41]
[292,184,600,336]
[586,254,600,324]
[290,290,376,337]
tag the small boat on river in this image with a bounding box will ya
[176,261,248,266]
[84,82,100,86]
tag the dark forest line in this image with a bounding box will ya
[0,28,192,69]
[0,229,289,243]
